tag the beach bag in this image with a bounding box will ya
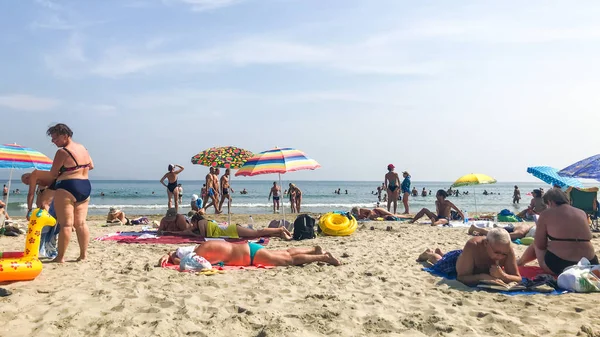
[557,257,600,293]
[293,214,316,241]
[179,253,212,272]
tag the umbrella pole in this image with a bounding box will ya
[279,173,286,228]
[473,186,478,216]
[3,168,13,228]
[228,173,232,225]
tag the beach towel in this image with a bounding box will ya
[161,261,275,272]
[422,265,565,295]
[95,231,270,245]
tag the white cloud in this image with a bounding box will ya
[0,94,60,111]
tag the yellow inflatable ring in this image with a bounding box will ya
[319,212,357,236]
[0,208,56,282]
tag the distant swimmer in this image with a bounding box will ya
[268,181,281,213]
[160,164,184,211]
[411,187,418,197]
[421,188,427,197]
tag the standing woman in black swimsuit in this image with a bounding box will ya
[384,164,400,214]
[47,123,94,263]
[160,164,185,211]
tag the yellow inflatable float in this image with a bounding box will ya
[0,208,56,282]
[319,212,357,236]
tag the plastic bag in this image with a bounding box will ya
[179,253,212,272]
[557,257,600,293]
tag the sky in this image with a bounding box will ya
[1,0,599,182]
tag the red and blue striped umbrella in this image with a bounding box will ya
[235,147,320,177]
[0,143,53,170]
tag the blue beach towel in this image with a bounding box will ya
[422,265,565,296]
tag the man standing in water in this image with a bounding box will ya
[204,167,221,214]
[218,168,233,214]
[268,181,281,213]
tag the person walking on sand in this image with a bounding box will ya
[46,123,94,263]
[401,171,411,214]
[513,185,521,204]
[268,181,281,213]
[160,164,184,211]
[204,167,221,214]
[287,183,297,213]
[384,164,401,214]
[218,168,234,214]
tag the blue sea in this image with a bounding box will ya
[2,180,587,217]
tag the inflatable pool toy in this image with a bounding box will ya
[319,212,357,236]
[0,208,56,282]
[519,237,534,245]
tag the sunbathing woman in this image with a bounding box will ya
[159,241,340,267]
[350,206,408,220]
[166,212,293,240]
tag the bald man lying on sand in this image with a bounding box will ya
[159,241,341,267]
[417,228,521,286]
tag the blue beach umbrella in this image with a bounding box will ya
[558,154,600,181]
[527,166,583,189]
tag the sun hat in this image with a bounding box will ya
[164,208,178,221]
[191,194,199,201]
[402,171,410,176]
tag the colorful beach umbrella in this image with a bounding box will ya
[191,146,254,224]
[451,173,497,215]
[527,166,583,189]
[235,147,321,225]
[191,146,254,169]
[0,143,53,226]
[558,154,600,181]
[235,147,321,177]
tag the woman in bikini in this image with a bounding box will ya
[384,164,400,214]
[517,188,599,275]
[160,164,184,211]
[159,241,340,267]
[47,123,94,263]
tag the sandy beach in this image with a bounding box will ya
[1,214,599,337]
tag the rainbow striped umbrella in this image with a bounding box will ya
[1,144,53,225]
[235,147,320,225]
[235,147,321,177]
[0,144,53,170]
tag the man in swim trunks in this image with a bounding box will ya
[204,167,221,214]
[177,184,183,205]
[468,223,535,241]
[268,181,281,213]
[409,190,464,226]
[159,241,340,267]
[384,164,401,214]
[218,168,233,214]
[160,164,184,211]
[513,185,521,204]
[417,228,521,286]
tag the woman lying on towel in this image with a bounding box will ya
[159,241,340,267]
[351,207,409,220]
[162,210,293,240]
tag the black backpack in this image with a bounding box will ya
[292,214,316,240]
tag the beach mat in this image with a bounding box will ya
[95,231,269,245]
[423,265,565,295]
[162,261,275,272]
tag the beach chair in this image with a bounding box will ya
[567,187,599,232]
